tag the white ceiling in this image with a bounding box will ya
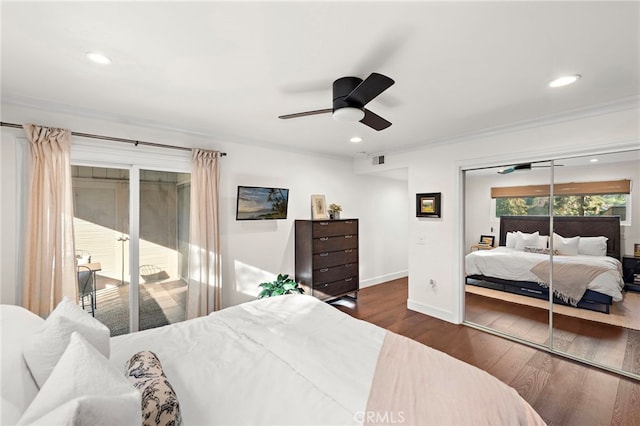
[2,1,639,159]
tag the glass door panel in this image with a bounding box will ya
[72,166,130,336]
[138,170,190,331]
[464,162,552,346]
[550,150,640,377]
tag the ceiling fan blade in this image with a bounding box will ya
[278,109,332,119]
[360,108,392,131]
[345,73,395,106]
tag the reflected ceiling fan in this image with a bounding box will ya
[278,73,395,131]
[498,163,564,174]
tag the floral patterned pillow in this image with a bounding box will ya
[125,351,182,426]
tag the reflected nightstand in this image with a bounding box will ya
[622,256,640,292]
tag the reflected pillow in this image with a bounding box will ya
[515,231,540,251]
[578,236,608,256]
[553,233,580,256]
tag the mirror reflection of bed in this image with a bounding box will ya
[463,150,640,377]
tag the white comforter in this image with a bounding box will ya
[110,295,386,425]
[465,247,624,301]
[109,295,545,425]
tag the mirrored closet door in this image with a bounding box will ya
[464,161,553,347]
[550,150,640,377]
[464,149,640,379]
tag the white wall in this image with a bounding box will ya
[0,105,408,307]
[355,106,640,324]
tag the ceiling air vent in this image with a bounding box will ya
[372,155,385,165]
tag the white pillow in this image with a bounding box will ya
[505,232,516,248]
[578,236,608,256]
[515,231,540,251]
[1,305,45,425]
[553,233,580,256]
[17,333,140,426]
[22,297,110,388]
[538,235,549,249]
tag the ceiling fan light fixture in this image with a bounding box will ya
[333,107,365,122]
[548,74,581,88]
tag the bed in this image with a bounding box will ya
[466,216,625,314]
[1,295,546,425]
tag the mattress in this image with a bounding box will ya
[465,247,624,302]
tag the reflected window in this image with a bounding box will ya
[491,179,631,223]
[496,194,627,221]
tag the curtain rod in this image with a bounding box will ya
[0,121,227,156]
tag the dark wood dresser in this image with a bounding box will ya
[295,219,359,301]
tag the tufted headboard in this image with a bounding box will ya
[498,215,621,259]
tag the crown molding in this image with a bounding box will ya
[389,95,640,156]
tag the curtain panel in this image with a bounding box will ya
[22,124,76,317]
[186,149,222,319]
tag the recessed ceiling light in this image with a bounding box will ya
[86,51,111,65]
[350,136,362,143]
[590,158,599,163]
[548,74,581,88]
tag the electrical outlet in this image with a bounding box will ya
[416,234,426,245]
[429,279,436,287]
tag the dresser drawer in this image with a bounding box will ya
[313,249,358,269]
[312,220,358,238]
[313,235,358,253]
[313,277,358,299]
[313,263,358,284]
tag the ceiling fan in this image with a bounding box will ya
[498,163,564,174]
[278,73,395,131]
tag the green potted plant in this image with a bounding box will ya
[258,273,304,298]
[329,203,342,219]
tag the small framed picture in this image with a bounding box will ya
[634,243,640,257]
[416,192,441,218]
[311,194,329,219]
[479,235,495,247]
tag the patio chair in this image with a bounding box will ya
[77,265,96,316]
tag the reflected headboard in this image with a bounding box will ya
[498,216,621,259]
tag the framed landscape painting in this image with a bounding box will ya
[416,192,441,218]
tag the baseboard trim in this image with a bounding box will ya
[407,298,458,324]
[360,270,408,289]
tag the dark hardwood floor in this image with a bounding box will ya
[332,278,640,426]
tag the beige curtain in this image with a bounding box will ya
[186,149,222,319]
[22,124,76,317]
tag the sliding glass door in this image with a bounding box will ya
[72,165,190,336]
[138,170,190,331]
[72,166,131,335]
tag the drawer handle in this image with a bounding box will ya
[319,253,329,257]
[345,235,353,239]
[318,283,329,288]
[320,237,329,241]
[319,222,329,226]
[320,268,329,273]
[345,277,353,282]
[524,288,542,294]
[345,220,353,224]
[345,263,353,267]
[345,249,353,253]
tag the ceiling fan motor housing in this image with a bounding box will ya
[332,76,364,112]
